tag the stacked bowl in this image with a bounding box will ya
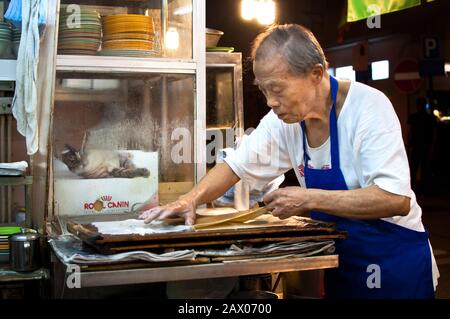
[58,7,102,55]
[0,22,12,58]
[12,27,21,57]
[100,14,157,57]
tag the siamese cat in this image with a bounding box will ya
[60,144,150,179]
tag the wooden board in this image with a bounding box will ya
[193,206,268,229]
[67,214,347,254]
[77,257,213,272]
[67,214,339,244]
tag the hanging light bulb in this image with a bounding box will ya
[241,0,255,21]
[256,0,276,25]
[165,27,180,50]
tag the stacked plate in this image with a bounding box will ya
[100,14,157,57]
[58,7,102,55]
[0,227,21,264]
[0,22,12,58]
[12,26,21,57]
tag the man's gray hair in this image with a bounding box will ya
[251,24,328,75]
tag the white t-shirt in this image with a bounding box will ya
[225,80,439,289]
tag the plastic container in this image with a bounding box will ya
[206,28,223,48]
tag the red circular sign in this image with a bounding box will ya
[393,60,423,94]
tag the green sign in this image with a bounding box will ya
[347,0,421,22]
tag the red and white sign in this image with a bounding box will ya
[393,60,423,93]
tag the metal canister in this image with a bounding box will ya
[9,230,41,272]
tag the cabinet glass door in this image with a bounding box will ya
[52,72,195,214]
[206,66,235,130]
[205,58,244,170]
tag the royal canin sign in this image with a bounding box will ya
[83,195,130,212]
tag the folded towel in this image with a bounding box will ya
[0,161,28,176]
[0,161,28,170]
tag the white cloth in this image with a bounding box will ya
[224,80,439,289]
[0,161,28,171]
[0,161,28,176]
[12,0,42,155]
[91,219,192,236]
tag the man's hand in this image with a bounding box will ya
[263,187,311,219]
[138,195,197,226]
[138,163,240,226]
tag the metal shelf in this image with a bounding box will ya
[56,55,197,74]
[60,0,165,8]
[54,87,122,102]
[0,176,33,187]
[0,266,50,283]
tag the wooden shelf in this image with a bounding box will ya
[61,255,339,288]
[0,176,33,187]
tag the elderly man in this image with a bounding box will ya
[140,24,438,299]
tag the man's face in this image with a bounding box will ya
[253,55,317,124]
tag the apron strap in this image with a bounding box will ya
[329,76,340,169]
[301,75,340,168]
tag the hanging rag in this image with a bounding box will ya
[11,0,47,155]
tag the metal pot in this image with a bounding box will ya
[9,230,41,272]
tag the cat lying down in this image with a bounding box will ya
[60,144,150,179]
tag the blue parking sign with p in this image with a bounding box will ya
[423,37,440,59]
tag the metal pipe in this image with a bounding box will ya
[7,114,12,223]
[161,75,168,179]
[0,116,4,162]
[162,0,168,57]
[141,79,152,151]
[0,115,5,223]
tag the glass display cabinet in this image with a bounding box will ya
[32,0,205,223]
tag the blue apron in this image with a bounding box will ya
[300,76,435,299]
